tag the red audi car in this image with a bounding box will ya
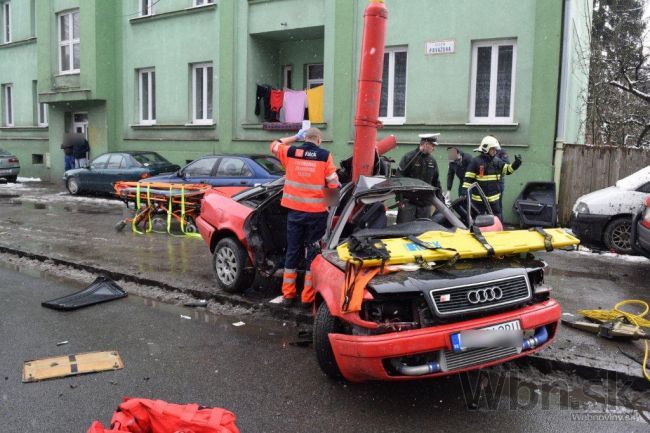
[196,176,561,382]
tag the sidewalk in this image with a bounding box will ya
[1,180,648,385]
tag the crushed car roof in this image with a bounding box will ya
[353,176,436,196]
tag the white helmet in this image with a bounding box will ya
[474,135,500,153]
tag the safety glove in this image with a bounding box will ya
[512,154,523,170]
[294,127,309,141]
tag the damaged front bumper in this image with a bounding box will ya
[328,299,560,382]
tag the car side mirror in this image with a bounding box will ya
[474,214,495,228]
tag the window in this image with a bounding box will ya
[194,0,214,6]
[32,154,44,164]
[306,64,323,89]
[2,84,13,127]
[90,154,110,169]
[2,1,11,44]
[379,47,407,124]
[638,182,650,194]
[140,0,154,17]
[184,157,218,177]
[192,63,213,124]
[58,10,80,74]
[470,39,516,123]
[106,154,125,169]
[38,103,48,126]
[282,65,293,89]
[138,68,156,124]
[216,158,252,177]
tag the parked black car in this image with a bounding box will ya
[63,151,180,195]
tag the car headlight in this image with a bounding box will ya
[574,202,590,215]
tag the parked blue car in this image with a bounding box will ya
[145,154,284,187]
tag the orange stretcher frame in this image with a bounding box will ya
[114,181,212,234]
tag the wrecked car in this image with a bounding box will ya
[572,165,650,254]
[197,176,561,382]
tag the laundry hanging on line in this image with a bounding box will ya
[255,84,324,126]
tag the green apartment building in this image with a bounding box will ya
[0,0,591,220]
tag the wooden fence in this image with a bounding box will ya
[558,144,650,224]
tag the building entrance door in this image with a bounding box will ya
[72,112,88,138]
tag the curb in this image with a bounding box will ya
[0,244,313,325]
[1,244,647,389]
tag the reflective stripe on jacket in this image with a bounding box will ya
[461,153,517,202]
[270,140,339,212]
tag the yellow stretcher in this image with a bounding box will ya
[337,228,579,267]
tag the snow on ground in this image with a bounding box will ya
[15,192,122,207]
[16,177,42,182]
[569,245,649,263]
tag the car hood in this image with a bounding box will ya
[367,255,544,295]
[574,186,647,215]
[63,168,88,178]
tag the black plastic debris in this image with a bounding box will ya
[42,276,127,311]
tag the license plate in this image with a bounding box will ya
[451,320,521,352]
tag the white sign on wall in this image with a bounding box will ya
[425,40,455,55]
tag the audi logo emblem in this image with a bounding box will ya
[467,287,503,304]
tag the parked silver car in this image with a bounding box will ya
[0,148,20,182]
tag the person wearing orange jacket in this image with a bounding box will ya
[270,127,340,307]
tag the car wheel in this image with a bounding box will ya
[604,217,633,254]
[6,175,17,183]
[66,177,81,195]
[212,237,254,293]
[313,302,345,380]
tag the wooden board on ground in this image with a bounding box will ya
[22,350,124,383]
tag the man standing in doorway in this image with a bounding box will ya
[396,133,443,223]
[445,146,471,201]
[60,134,75,172]
[270,127,339,307]
[72,133,90,168]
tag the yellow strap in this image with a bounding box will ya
[132,183,145,234]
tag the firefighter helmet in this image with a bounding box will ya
[474,135,500,153]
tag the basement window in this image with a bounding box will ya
[32,154,44,164]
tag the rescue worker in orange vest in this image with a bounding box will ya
[270,127,340,307]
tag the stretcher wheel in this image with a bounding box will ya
[212,237,254,293]
[314,302,344,380]
[114,220,127,232]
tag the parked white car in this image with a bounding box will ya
[571,166,650,254]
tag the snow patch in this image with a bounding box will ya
[570,246,649,263]
[17,177,42,182]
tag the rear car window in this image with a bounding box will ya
[0,148,10,156]
[131,153,168,164]
[252,156,284,174]
[90,154,111,169]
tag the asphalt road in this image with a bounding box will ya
[0,267,647,433]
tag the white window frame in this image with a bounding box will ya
[3,84,13,127]
[140,0,155,17]
[2,1,11,44]
[306,63,324,89]
[138,68,156,125]
[38,102,48,127]
[192,63,213,124]
[282,65,293,89]
[379,46,408,125]
[193,0,214,6]
[58,10,80,75]
[469,39,517,124]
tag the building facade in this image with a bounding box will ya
[0,0,591,221]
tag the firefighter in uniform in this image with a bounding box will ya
[396,133,443,223]
[270,127,340,307]
[461,135,522,220]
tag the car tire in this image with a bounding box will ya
[6,175,17,183]
[603,217,633,254]
[313,302,345,381]
[66,177,81,195]
[212,237,254,293]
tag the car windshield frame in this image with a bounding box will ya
[251,155,285,175]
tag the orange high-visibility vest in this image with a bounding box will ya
[271,140,339,213]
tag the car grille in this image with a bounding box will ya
[441,346,520,371]
[429,275,531,317]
